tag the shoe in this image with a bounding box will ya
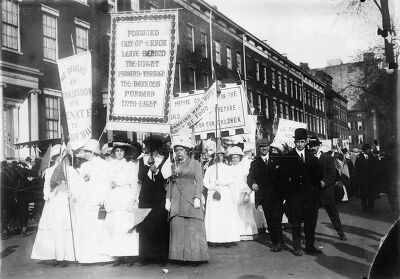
[191,262,200,267]
[223,243,231,248]
[139,261,149,266]
[51,261,61,267]
[270,243,282,252]
[339,234,346,241]
[127,262,134,267]
[293,249,302,256]
[305,247,322,255]
[112,260,121,267]
[59,261,69,268]
[159,262,167,267]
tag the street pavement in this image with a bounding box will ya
[1,194,398,279]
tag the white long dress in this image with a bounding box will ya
[74,156,114,263]
[204,163,241,243]
[230,162,258,240]
[104,159,139,257]
[31,163,80,261]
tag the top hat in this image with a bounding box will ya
[308,136,321,148]
[294,128,307,141]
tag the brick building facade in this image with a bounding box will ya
[1,0,328,160]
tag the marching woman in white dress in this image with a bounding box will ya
[204,148,241,246]
[104,143,139,267]
[31,145,81,267]
[227,146,258,240]
[74,139,114,265]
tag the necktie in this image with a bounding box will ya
[301,153,304,163]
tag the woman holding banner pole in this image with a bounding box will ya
[166,135,209,266]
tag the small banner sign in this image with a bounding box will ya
[107,11,178,133]
[170,83,249,136]
[57,51,92,150]
[273,118,307,148]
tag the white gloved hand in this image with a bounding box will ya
[193,198,201,209]
[165,198,171,211]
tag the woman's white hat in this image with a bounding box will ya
[270,141,284,152]
[80,139,101,154]
[227,146,244,156]
[172,136,193,149]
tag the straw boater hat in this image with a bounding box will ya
[81,139,101,155]
[227,146,244,157]
[172,136,193,149]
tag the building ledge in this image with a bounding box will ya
[43,58,58,65]
[2,47,23,56]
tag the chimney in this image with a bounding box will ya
[299,62,310,72]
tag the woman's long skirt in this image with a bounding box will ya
[169,216,209,262]
[138,200,169,261]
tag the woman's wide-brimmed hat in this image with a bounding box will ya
[227,146,244,156]
[81,139,101,155]
[172,135,193,149]
[143,134,165,151]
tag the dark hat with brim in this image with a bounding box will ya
[294,128,307,141]
[256,138,270,147]
[308,136,321,148]
[143,134,165,151]
[362,143,371,151]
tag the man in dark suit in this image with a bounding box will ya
[309,137,346,241]
[355,143,379,212]
[282,128,322,256]
[247,138,285,252]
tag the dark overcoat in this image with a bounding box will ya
[247,153,284,207]
[318,153,337,206]
[355,153,379,199]
[282,149,321,203]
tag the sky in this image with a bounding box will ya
[205,0,397,69]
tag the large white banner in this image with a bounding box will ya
[107,11,178,133]
[170,83,249,135]
[57,51,92,150]
[273,118,307,148]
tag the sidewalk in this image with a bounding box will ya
[1,194,398,279]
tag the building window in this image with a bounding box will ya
[357,121,363,131]
[236,52,242,74]
[202,73,209,89]
[248,89,253,107]
[349,135,352,144]
[294,81,297,99]
[271,68,276,88]
[299,85,303,102]
[200,32,207,58]
[265,97,270,118]
[285,104,289,119]
[283,76,288,94]
[289,79,293,98]
[43,14,58,60]
[215,41,221,64]
[189,68,196,90]
[263,66,267,85]
[174,63,181,93]
[45,96,59,139]
[357,113,362,117]
[291,106,295,120]
[255,62,260,81]
[226,46,232,69]
[186,24,194,52]
[278,72,282,92]
[358,134,364,144]
[256,93,261,114]
[348,122,352,130]
[75,25,88,53]
[1,0,19,50]
[279,102,284,119]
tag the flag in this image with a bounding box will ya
[38,145,51,177]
